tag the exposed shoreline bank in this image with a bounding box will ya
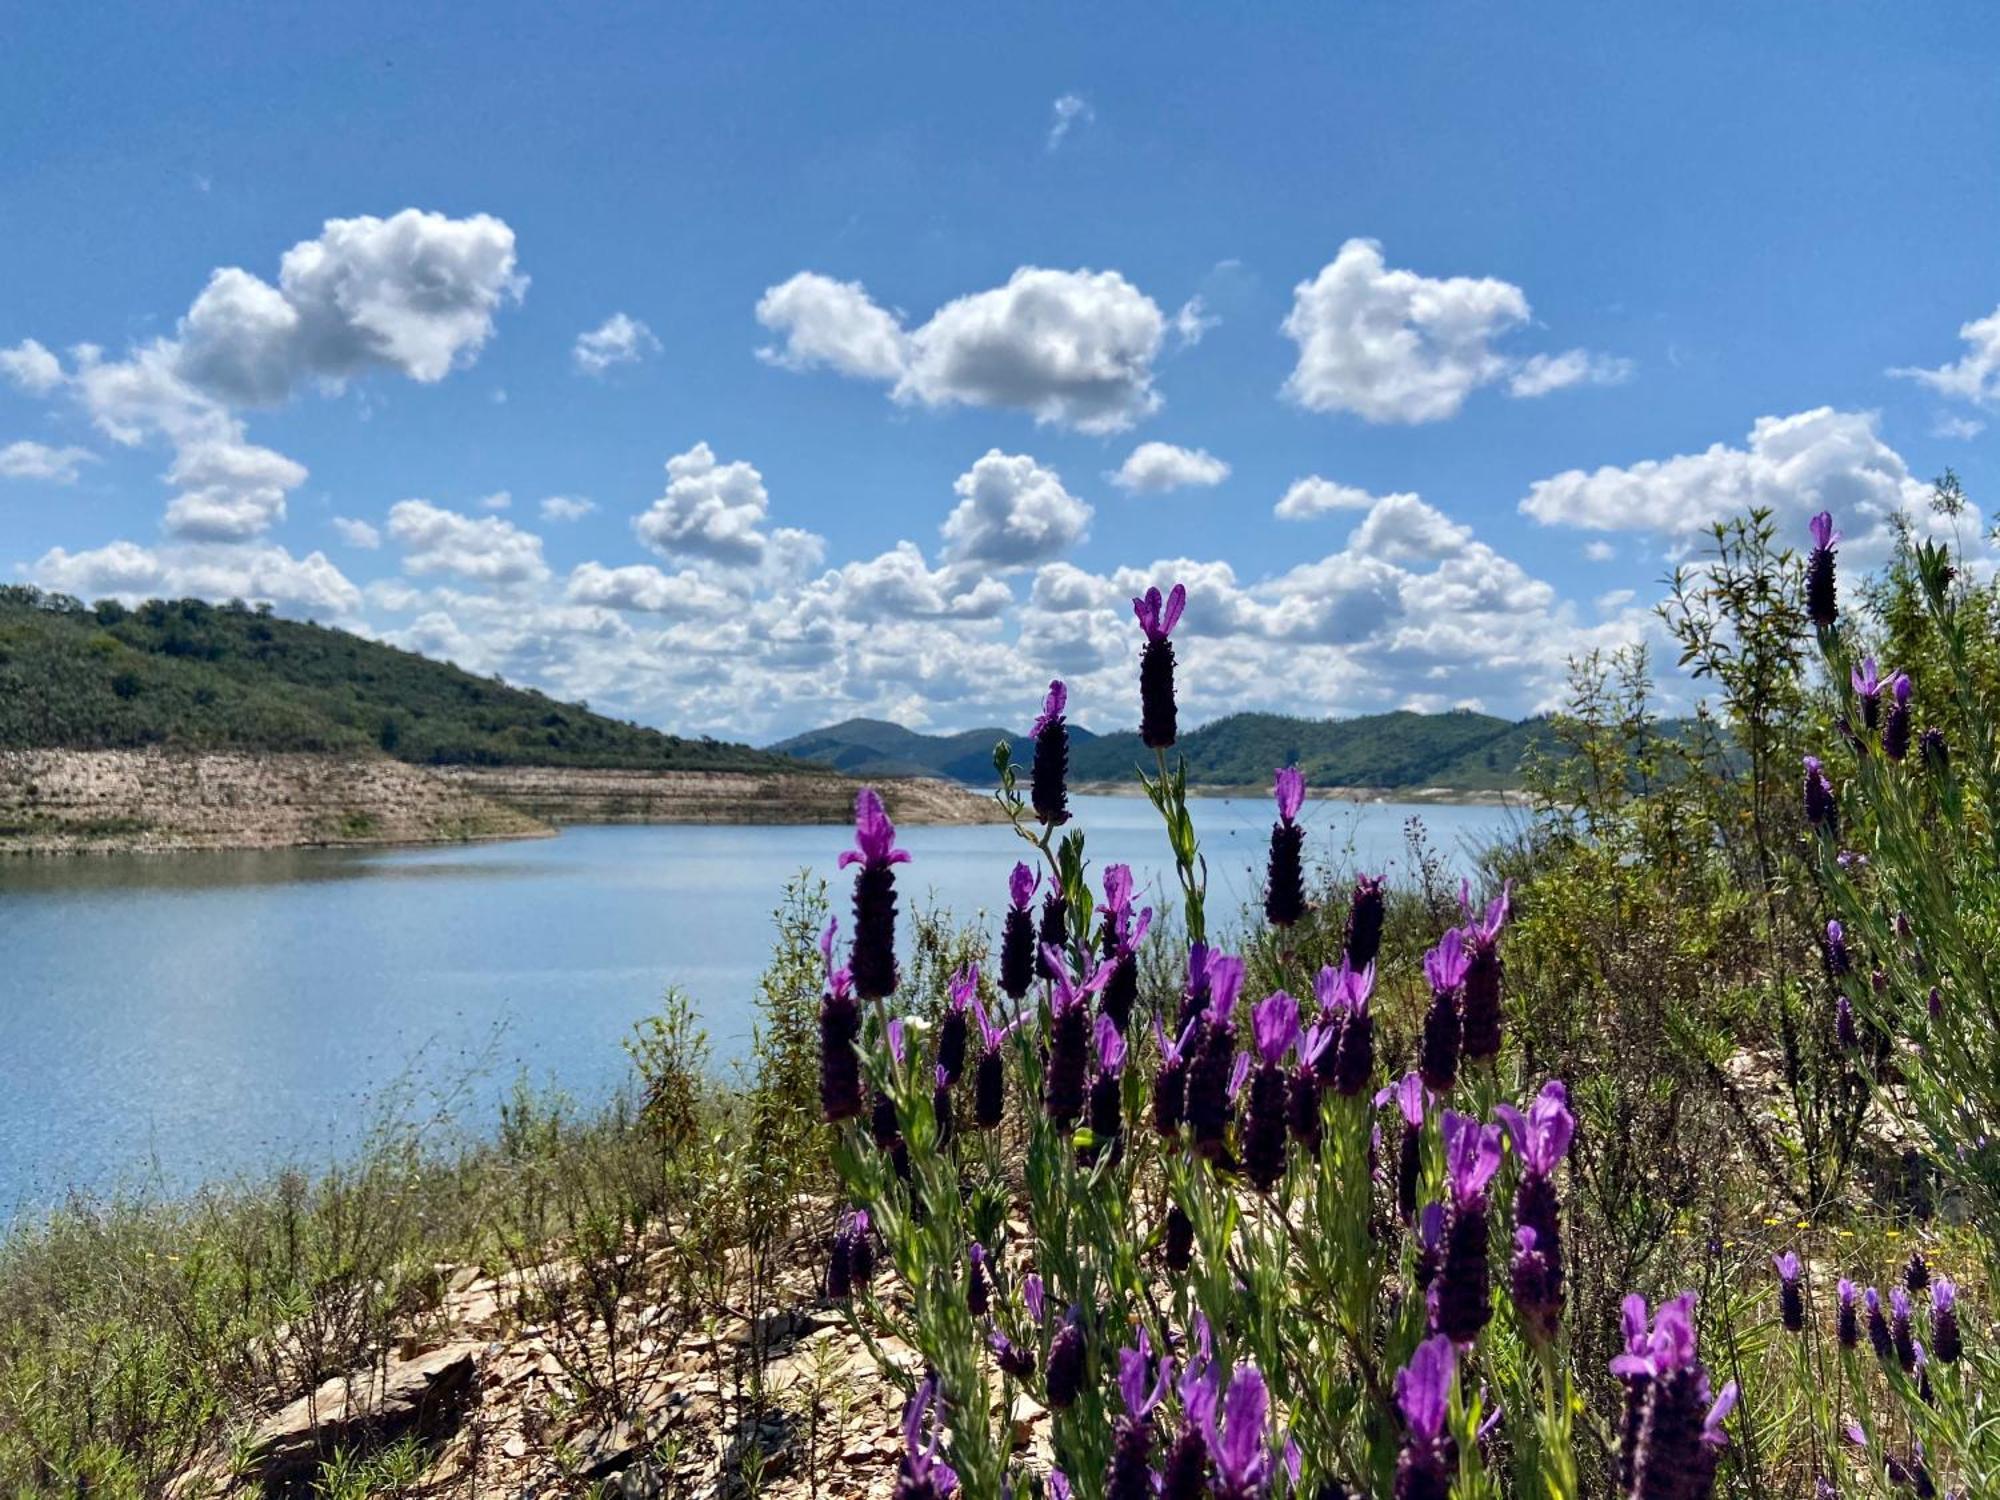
[0,749,1001,857]
[1068,779,1527,807]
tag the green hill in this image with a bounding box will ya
[0,586,803,773]
[774,709,1560,792]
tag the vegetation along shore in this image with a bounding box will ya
[7,490,2000,1497]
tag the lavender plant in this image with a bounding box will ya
[812,583,1757,1499]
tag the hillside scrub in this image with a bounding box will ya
[2,489,2000,1496]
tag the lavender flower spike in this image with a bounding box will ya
[1803,754,1838,833]
[1775,1252,1805,1333]
[1030,680,1073,828]
[1419,928,1468,1094]
[818,920,864,1122]
[999,862,1040,999]
[937,965,975,1085]
[1134,582,1187,750]
[1185,954,1246,1160]
[1346,874,1387,971]
[1393,1334,1457,1500]
[1611,1292,1734,1500]
[1106,1327,1172,1500]
[1265,766,1308,927]
[893,1374,959,1500]
[841,788,910,1001]
[1807,509,1841,627]
[1206,1363,1275,1500]
[1851,657,1884,729]
[1243,991,1301,1189]
[1931,1277,1962,1364]
[1496,1079,1574,1320]
[970,992,1021,1130]
[1435,1111,1503,1342]
[1459,881,1511,1062]
[1884,671,1913,761]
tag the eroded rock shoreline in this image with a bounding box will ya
[0,749,1000,857]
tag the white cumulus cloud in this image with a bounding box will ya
[0,339,64,395]
[331,517,382,549]
[387,499,549,585]
[757,266,1171,433]
[1891,304,2000,407]
[540,495,597,522]
[1282,239,1621,424]
[573,312,660,376]
[940,450,1091,570]
[0,440,96,484]
[162,439,308,540]
[1111,442,1230,493]
[32,540,361,614]
[1274,476,1414,521]
[1047,93,1094,150]
[1518,407,1934,559]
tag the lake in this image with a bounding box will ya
[0,794,1520,1216]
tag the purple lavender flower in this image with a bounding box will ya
[1097,864,1152,1032]
[1496,1079,1574,1328]
[1244,991,1301,1189]
[1921,725,1949,774]
[1133,582,1187,750]
[1317,959,1377,1096]
[1837,1279,1859,1349]
[1044,946,1110,1125]
[1824,919,1851,979]
[1105,1327,1172,1500]
[1046,1307,1086,1407]
[1892,1287,1918,1372]
[932,1065,954,1149]
[1390,1072,1429,1222]
[840,788,910,1001]
[1163,1201,1195,1273]
[970,991,1020,1131]
[1084,1014,1128,1164]
[1610,1292,1736,1500]
[1161,1320,1216,1500]
[1458,882,1511,1063]
[825,1208,872,1299]
[1775,1252,1806,1333]
[1022,1272,1045,1325]
[1905,1249,1931,1293]
[1853,658,1885,730]
[1265,767,1308,928]
[1001,862,1040,999]
[990,1326,1036,1380]
[818,919,864,1122]
[1807,510,1841,628]
[1205,1363,1275,1500]
[1435,1111,1503,1343]
[1037,888,1069,981]
[1419,929,1469,1095]
[1393,1335,1457,1500]
[1152,1013,1198,1135]
[1345,875,1387,972]
[966,1241,990,1316]
[893,1375,959,1500]
[1186,954,1246,1160]
[1931,1277,1961,1364]
[1836,996,1859,1051]
[1803,755,1838,833]
[870,1085,900,1150]
[1867,1285,1894,1362]
[1413,1201,1446,1293]
[1030,680,1072,828]
[1884,672,1913,760]
[1512,1226,1562,1345]
[938,965,975,1085]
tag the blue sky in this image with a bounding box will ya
[4,3,1998,740]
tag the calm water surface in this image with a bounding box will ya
[0,794,1518,1214]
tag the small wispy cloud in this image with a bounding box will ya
[1047,93,1094,151]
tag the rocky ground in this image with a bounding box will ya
[0,751,1000,855]
[169,1232,956,1500]
[439,766,1004,829]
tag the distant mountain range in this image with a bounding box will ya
[770,709,1563,793]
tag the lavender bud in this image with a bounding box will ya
[1511,1228,1561,1346]
[1892,1288,1918,1372]
[1931,1279,1961,1364]
[1030,681,1071,828]
[967,1244,990,1316]
[1105,1417,1153,1500]
[1037,892,1068,979]
[937,1010,968,1087]
[1133,584,1186,749]
[1159,1428,1208,1500]
[842,790,909,1000]
[1804,755,1838,833]
[1087,1068,1124,1164]
[1807,510,1840,627]
[1905,1251,1930,1293]
[1775,1253,1805,1334]
[974,1048,1004,1130]
[1824,919,1851,979]
[1164,1203,1195,1273]
[825,1228,853,1299]
[819,987,863,1123]
[1884,683,1912,761]
[1419,988,1461,1095]
[932,1076,954,1150]
[1101,952,1138,1033]
[1243,1063,1291,1191]
[1837,1280,1859,1348]
[1266,768,1308,927]
[1185,1023,1236,1160]
[1153,1057,1188,1135]
[1346,876,1386,972]
[1836,997,1859,1050]
[1045,1006,1090,1125]
[1920,725,1948,773]
[1333,1007,1375,1097]
[990,1328,1035,1381]
[1398,1123,1423,1223]
[1046,1311,1085,1407]
[1868,1287,1894,1362]
[1289,1066,1324,1149]
[1435,1199,1491,1343]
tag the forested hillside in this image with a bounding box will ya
[0,587,802,772]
